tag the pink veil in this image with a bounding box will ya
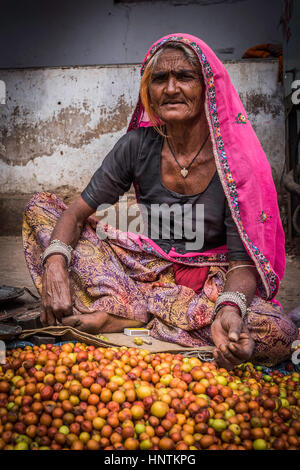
[127,34,285,301]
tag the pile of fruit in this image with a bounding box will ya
[0,342,299,450]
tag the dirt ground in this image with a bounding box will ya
[0,236,300,315]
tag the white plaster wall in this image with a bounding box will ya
[0,60,284,194]
[0,65,140,193]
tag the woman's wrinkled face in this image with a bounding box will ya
[148,48,204,124]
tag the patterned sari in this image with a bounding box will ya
[23,192,297,367]
[22,34,298,366]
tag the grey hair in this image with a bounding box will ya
[145,42,202,77]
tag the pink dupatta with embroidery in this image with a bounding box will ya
[127,34,285,301]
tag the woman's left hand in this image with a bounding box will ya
[211,306,255,369]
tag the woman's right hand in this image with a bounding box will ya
[211,306,254,369]
[41,254,73,326]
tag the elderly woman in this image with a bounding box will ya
[23,34,298,369]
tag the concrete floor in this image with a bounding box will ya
[0,236,300,315]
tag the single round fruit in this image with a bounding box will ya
[136,386,152,400]
[253,439,268,450]
[140,439,151,450]
[135,423,145,434]
[150,401,169,418]
[211,419,227,432]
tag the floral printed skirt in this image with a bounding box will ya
[22,192,298,367]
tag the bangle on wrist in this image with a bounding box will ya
[214,291,248,321]
[41,240,73,270]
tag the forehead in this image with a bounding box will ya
[152,48,198,72]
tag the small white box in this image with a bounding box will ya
[123,328,150,336]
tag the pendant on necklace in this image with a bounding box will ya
[181,168,188,178]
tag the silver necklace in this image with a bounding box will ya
[166,133,210,178]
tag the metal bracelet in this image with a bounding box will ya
[50,239,73,254]
[214,291,248,320]
[40,243,72,268]
[215,292,247,314]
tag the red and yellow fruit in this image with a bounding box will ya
[0,344,299,450]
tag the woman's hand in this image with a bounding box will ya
[211,306,254,370]
[39,195,95,326]
[41,255,73,326]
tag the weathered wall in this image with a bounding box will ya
[0,60,284,191]
[0,0,282,67]
[0,65,140,195]
[0,59,284,234]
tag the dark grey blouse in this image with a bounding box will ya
[81,127,251,261]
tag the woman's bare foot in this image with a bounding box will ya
[61,311,145,334]
[61,312,109,334]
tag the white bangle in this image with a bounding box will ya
[214,291,248,320]
[50,239,73,253]
[40,240,73,268]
